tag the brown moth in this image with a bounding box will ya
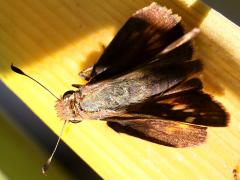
[11,2,228,174]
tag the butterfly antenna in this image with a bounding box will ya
[42,120,67,175]
[11,64,59,100]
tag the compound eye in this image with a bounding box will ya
[63,90,75,99]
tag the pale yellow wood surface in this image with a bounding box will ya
[0,0,240,179]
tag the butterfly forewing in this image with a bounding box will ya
[86,3,188,83]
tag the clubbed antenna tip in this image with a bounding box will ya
[11,64,26,75]
[11,64,59,100]
[41,120,67,175]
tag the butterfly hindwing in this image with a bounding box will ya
[124,89,228,127]
[105,81,227,147]
[108,119,207,147]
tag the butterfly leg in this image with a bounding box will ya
[71,84,84,89]
[79,66,94,81]
[79,43,106,81]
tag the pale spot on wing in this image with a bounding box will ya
[172,104,187,110]
[185,116,196,123]
[177,123,189,129]
[183,108,195,113]
[165,127,175,134]
[165,123,189,134]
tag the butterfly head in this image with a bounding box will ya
[55,90,83,123]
